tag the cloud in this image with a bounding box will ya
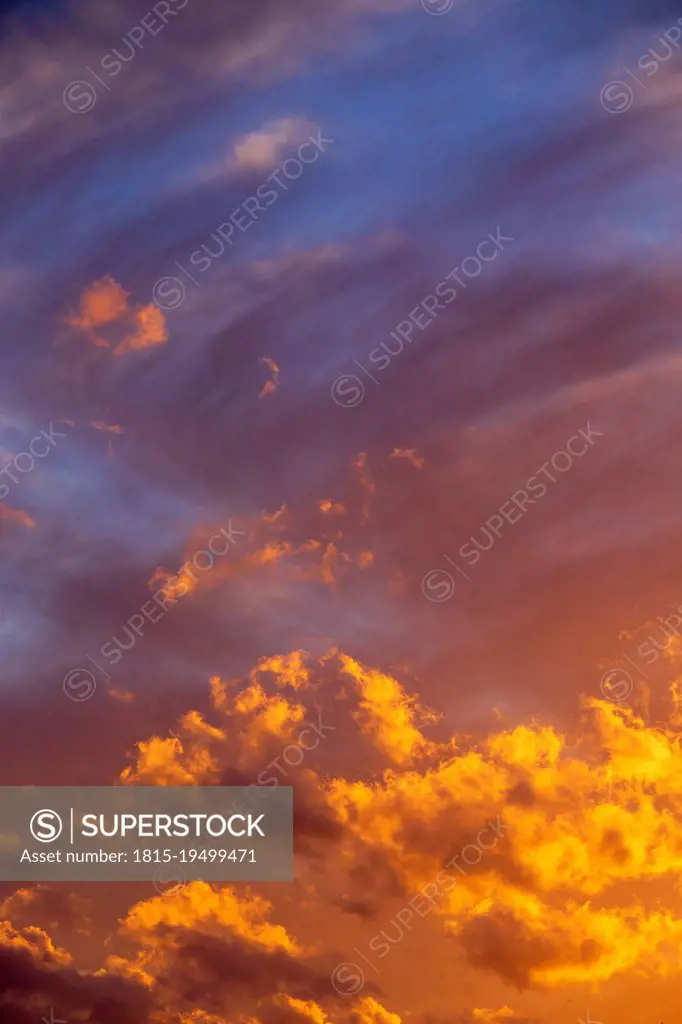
[230,118,315,174]
[0,505,35,530]
[0,887,91,936]
[337,652,441,765]
[67,276,167,356]
[108,882,340,1014]
[319,500,346,516]
[113,648,682,988]
[390,448,424,470]
[89,421,126,434]
[351,453,375,524]
[0,920,152,1024]
[351,998,402,1024]
[260,357,281,399]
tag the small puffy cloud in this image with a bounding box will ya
[318,499,346,516]
[67,276,167,356]
[230,118,312,173]
[67,275,129,334]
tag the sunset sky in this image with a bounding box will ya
[4,0,682,1021]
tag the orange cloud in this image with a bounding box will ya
[338,653,440,765]
[90,421,125,434]
[248,650,312,691]
[117,881,300,955]
[113,302,167,356]
[107,685,135,704]
[1,503,36,529]
[115,643,682,994]
[390,446,424,469]
[67,274,128,335]
[269,996,331,1024]
[319,499,346,516]
[351,999,401,1024]
[68,276,167,356]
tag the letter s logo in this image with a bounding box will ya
[30,809,63,842]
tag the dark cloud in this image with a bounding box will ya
[1,885,91,934]
[459,911,602,991]
[163,931,351,1008]
[0,931,152,1024]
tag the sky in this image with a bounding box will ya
[3,0,682,1021]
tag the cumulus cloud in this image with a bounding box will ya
[111,644,682,989]
[0,919,152,1024]
[0,887,91,936]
